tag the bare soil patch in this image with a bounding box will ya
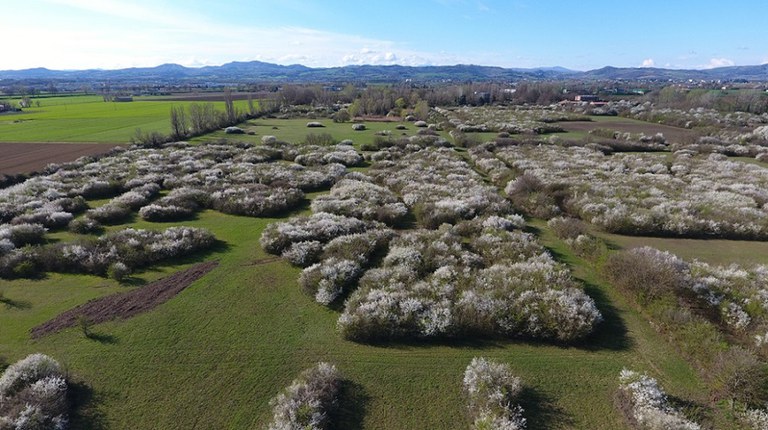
[31,261,218,338]
[558,118,696,144]
[0,142,121,175]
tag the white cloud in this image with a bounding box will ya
[705,58,735,68]
[641,58,655,67]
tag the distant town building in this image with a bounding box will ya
[574,95,600,102]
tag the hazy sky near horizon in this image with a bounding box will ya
[4,0,768,71]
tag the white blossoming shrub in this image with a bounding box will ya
[210,185,304,217]
[299,229,394,305]
[463,357,526,430]
[300,258,363,305]
[281,241,324,267]
[606,246,768,350]
[260,212,381,255]
[0,223,47,247]
[617,369,701,430]
[741,407,768,430]
[338,225,602,342]
[0,354,68,430]
[491,144,768,239]
[370,147,513,228]
[0,226,215,279]
[310,179,408,225]
[85,202,132,224]
[138,204,195,222]
[294,144,363,167]
[267,362,341,430]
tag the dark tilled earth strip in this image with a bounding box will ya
[31,261,219,338]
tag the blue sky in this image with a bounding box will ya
[3,0,767,71]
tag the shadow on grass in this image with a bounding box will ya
[520,386,573,430]
[117,275,147,287]
[1,296,32,310]
[86,331,119,344]
[329,380,369,430]
[573,277,632,352]
[68,380,108,430]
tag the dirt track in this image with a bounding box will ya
[31,261,218,338]
[0,142,121,175]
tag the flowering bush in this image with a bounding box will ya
[617,369,701,430]
[370,148,512,228]
[463,357,526,430]
[0,223,46,247]
[260,212,382,255]
[490,144,768,239]
[311,179,408,226]
[138,204,195,222]
[211,185,304,217]
[0,354,68,430]
[299,229,394,305]
[338,225,602,342]
[85,203,132,224]
[0,226,216,279]
[267,362,341,430]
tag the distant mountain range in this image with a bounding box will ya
[0,61,766,84]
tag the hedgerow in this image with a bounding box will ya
[0,226,216,278]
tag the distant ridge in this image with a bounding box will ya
[0,61,766,83]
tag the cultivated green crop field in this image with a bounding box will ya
[0,95,249,143]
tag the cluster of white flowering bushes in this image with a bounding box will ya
[436,105,587,135]
[488,144,768,239]
[310,175,408,226]
[262,145,601,343]
[463,357,526,430]
[0,354,69,430]
[605,246,768,360]
[261,211,393,305]
[338,222,602,342]
[0,226,215,278]
[0,141,350,233]
[267,362,341,430]
[294,143,364,167]
[371,147,513,228]
[617,369,701,430]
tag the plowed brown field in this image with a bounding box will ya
[0,142,121,175]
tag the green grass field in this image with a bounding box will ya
[1,204,711,429]
[192,118,451,149]
[0,95,249,143]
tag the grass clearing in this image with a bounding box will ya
[192,118,451,148]
[596,230,768,266]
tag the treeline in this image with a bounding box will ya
[132,90,279,147]
[642,86,768,114]
[276,82,568,117]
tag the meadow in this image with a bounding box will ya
[2,102,768,429]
